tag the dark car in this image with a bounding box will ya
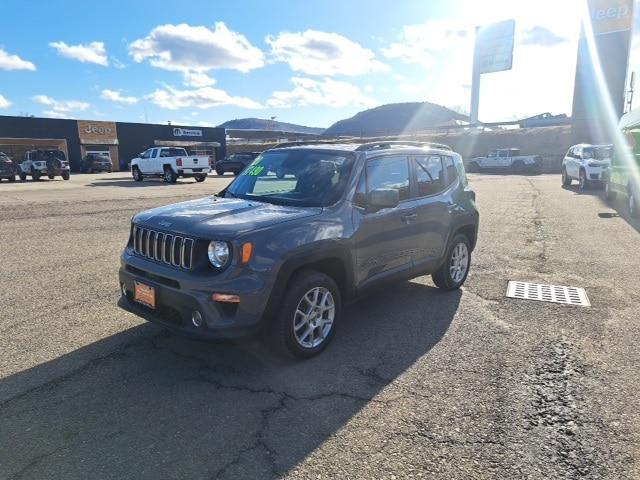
[215,152,260,176]
[80,153,113,173]
[119,142,479,359]
[0,152,17,182]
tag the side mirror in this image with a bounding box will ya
[368,188,399,210]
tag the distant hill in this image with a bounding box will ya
[218,118,325,135]
[324,102,468,137]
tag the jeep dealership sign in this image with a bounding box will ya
[77,120,118,145]
[173,127,202,137]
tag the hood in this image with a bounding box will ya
[133,196,322,238]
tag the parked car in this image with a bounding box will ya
[130,147,211,183]
[467,148,542,173]
[605,109,640,217]
[215,152,260,176]
[562,144,612,190]
[119,141,479,359]
[0,152,17,182]
[18,149,70,181]
[80,153,112,173]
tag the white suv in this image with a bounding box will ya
[18,149,71,181]
[562,144,612,190]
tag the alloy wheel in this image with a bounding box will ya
[449,242,470,284]
[293,287,335,349]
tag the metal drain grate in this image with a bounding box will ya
[506,281,591,307]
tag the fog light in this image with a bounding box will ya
[212,293,240,303]
[191,310,203,327]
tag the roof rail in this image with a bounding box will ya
[269,140,342,149]
[354,141,452,152]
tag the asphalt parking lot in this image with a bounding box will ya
[1,172,640,479]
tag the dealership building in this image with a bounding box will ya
[0,116,227,172]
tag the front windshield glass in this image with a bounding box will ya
[583,146,612,160]
[226,150,355,207]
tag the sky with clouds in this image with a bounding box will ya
[0,0,638,128]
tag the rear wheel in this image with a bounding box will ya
[432,234,471,291]
[272,270,341,359]
[195,175,206,183]
[163,167,177,183]
[132,167,143,182]
[562,168,572,186]
[215,166,224,175]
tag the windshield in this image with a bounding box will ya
[582,146,612,160]
[226,150,355,207]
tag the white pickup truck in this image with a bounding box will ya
[467,148,542,173]
[130,147,211,183]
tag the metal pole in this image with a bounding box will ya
[470,31,481,126]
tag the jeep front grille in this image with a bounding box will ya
[132,226,194,269]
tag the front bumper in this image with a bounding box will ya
[118,253,271,340]
[585,166,608,181]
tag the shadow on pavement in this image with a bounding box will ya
[0,280,460,479]
[87,178,201,188]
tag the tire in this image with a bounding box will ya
[512,161,526,174]
[467,162,480,173]
[629,186,639,218]
[163,167,177,183]
[31,170,40,181]
[579,170,588,191]
[48,174,55,180]
[132,167,143,182]
[272,270,341,359]
[605,180,616,201]
[276,168,285,179]
[562,168,572,186]
[233,169,241,176]
[19,172,26,182]
[215,167,224,175]
[432,234,472,291]
[61,171,70,181]
[8,176,15,183]
[107,168,112,173]
[195,175,206,183]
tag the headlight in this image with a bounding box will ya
[208,241,230,268]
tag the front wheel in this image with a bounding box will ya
[61,171,70,180]
[215,167,224,175]
[579,170,588,191]
[19,172,26,181]
[605,180,616,201]
[562,168,572,186]
[432,234,472,291]
[272,270,341,359]
[31,170,40,181]
[629,186,639,218]
[195,175,206,183]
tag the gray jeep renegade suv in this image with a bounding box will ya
[119,141,479,358]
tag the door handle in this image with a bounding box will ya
[401,213,417,223]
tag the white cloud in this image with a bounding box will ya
[129,22,264,73]
[0,94,11,108]
[197,120,215,127]
[183,71,216,87]
[267,30,388,76]
[49,41,109,66]
[382,20,471,68]
[381,1,582,121]
[100,89,139,104]
[33,95,90,117]
[0,48,36,71]
[145,85,262,110]
[267,77,377,108]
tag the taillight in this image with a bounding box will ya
[176,158,182,167]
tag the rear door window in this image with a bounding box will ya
[414,155,445,196]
